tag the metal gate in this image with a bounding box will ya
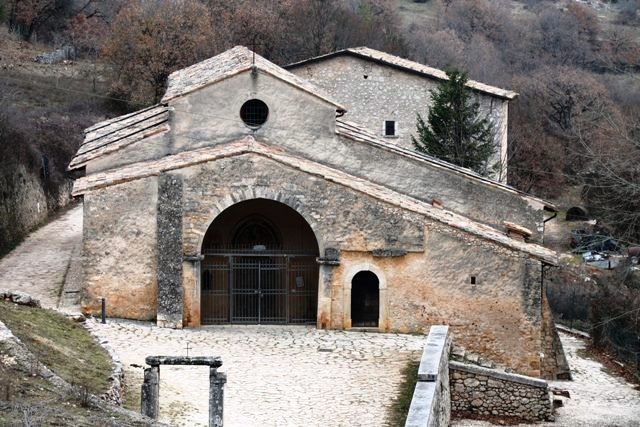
[201,252,318,325]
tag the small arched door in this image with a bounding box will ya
[351,271,379,327]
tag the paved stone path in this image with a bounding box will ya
[87,320,424,426]
[0,205,82,308]
[454,332,640,427]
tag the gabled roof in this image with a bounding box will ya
[335,119,556,211]
[71,138,557,265]
[286,47,518,100]
[161,46,346,110]
[68,104,170,170]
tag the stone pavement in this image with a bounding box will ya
[2,203,640,426]
[86,320,424,427]
[0,205,82,309]
[453,332,640,427]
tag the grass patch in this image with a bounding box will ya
[0,359,148,426]
[388,359,420,427]
[0,300,111,395]
[123,381,141,412]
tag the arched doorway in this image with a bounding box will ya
[200,199,319,325]
[351,271,379,327]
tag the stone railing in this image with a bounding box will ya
[450,361,552,422]
[405,325,451,427]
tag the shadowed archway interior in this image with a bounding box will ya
[351,271,380,327]
[200,199,319,325]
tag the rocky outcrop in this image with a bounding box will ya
[0,289,41,307]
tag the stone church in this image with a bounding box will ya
[68,46,564,378]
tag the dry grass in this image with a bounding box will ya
[0,300,111,395]
[387,359,420,426]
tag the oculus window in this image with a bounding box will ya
[240,99,269,128]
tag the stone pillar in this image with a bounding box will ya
[141,365,160,419]
[157,174,184,328]
[209,368,227,427]
[316,248,339,330]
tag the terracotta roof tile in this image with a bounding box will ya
[69,104,170,170]
[161,46,346,110]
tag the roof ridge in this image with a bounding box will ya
[286,47,517,100]
[160,46,346,110]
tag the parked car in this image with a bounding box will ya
[571,229,620,252]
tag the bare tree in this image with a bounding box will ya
[103,0,215,105]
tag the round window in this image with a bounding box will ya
[240,99,269,128]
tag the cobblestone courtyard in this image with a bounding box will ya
[1,204,640,426]
[87,320,424,426]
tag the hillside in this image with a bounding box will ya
[0,28,118,257]
[0,296,153,425]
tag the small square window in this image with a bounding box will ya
[384,120,396,136]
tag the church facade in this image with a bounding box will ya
[69,47,564,378]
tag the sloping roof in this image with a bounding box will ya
[71,138,557,265]
[68,104,170,170]
[335,119,556,211]
[161,46,346,110]
[286,47,518,100]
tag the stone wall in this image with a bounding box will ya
[81,177,159,320]
[406,325,451,427]
[78,149,554,375]
[332,231,546,376]
[89,67,546,241]
[540,289,571,379]
[450,361,552,422]
[170,71,542,241]
[288,55,509,181]
[0,164,71,257]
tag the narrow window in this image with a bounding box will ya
[384,120,396,137]
[470,276,477,285]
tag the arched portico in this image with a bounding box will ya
[197,199,320,325]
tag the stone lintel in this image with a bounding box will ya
[146,355,223,367]
[417,325,450,382]
[449,360,548,389]
[183,254,205,262]
[371,248,407,257]
[316,257,340,266]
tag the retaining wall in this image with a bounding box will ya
[450,361,553,422]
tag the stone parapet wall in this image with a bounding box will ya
[450,361,552,422]
[405,325,451,427]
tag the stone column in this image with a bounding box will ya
[141,365,160,419]
[157,173,184,328]
[209,368,227,427]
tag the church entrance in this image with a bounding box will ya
[200,199,319,325]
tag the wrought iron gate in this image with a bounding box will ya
[201,252,318,325]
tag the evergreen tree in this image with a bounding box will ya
[412,69,496,176]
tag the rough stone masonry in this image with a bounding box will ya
[450,361,553,422]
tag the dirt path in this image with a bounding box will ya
[0,205,82,308]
